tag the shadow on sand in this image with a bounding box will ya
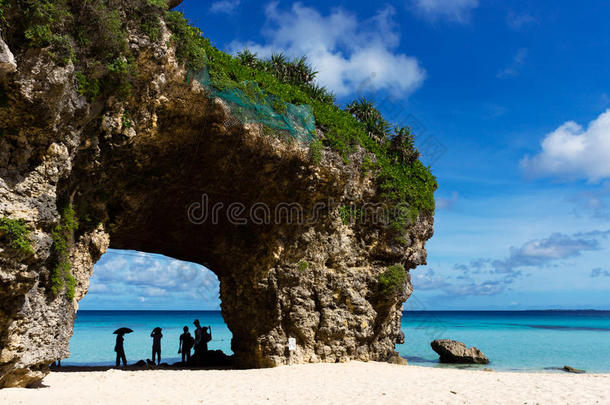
[51,350,235,372]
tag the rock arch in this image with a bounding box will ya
[0,20,433,388]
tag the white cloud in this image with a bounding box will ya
[436,191,459,210]
[90,250,220,303]
[412,269,449,290]
[229,3,425,98]
[591,268,610,277]
[420,230,608,299]
[143,287,169,297]
[410,0,479,23]
[443,280,506,297]
[88,283,108,293]
[568,183,610,219]
[492,233,599,274]
[497,48,527,78]
[210,0,240,15]
[521,109,610,182]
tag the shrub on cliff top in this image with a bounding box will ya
[164,10,207,71]
[0,2,435,231]
[164,10,437,228]
[141,0,168,43]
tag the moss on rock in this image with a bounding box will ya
[0,217,33,255]
[378,265,407,296]
[50,205,78,300]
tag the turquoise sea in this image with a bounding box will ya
[65,310,610,372]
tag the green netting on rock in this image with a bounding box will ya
[188,69,316,143]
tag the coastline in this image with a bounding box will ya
[1,362,608,404]
[66,310,610,373]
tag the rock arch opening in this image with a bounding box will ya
[65,249,231,367]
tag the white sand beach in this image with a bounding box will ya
[1,362,608,405]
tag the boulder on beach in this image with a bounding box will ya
[387,352,408,365]
[430,339,489,364]
[198,350,234,367]
[563,365,585,374]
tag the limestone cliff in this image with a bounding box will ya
[0,0,435,387]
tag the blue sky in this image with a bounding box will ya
[80,0,610,310]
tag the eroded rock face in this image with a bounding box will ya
[0,35,16,74]
[430,339,489,364]
[0,23,434,387]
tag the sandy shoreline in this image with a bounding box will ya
[1,362,608,404]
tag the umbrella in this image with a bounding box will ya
[113,327,133,335]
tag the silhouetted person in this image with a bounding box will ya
[115,333,127,367]
[202,326,212,352]
[194,319,213,365]
[193,320,203,360]
[179,326,194,364]
[151,327,163,365]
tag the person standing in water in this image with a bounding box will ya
[150,327,163,365]
[178,326,194,364]
[115,333,127,367]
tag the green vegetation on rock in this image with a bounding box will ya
[0,217,33,255]
[0,1,435,234]
[141,0,167,43]
[378,265,407,295]
[20,0,74,65]
[164,10,436,230]
[297,260,309,272]
[75,71,101,99]
[164,9,207,71]
[338,205,364,225]
[0,0,7,27]
[0,0,150,99]
[50,205,78,300]
[309,138,323,164]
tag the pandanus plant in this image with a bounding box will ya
[345,97,391,144]
[236,48,259,69]
[389,126,420,164]
[235,48,334,103]
[307,83,335,104]
[288,56,318,84]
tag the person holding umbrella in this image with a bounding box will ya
[113,327,133,367]
[150,327,163,365]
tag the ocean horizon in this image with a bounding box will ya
[65,309,610,373]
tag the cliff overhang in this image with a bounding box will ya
[0,0,435,387]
